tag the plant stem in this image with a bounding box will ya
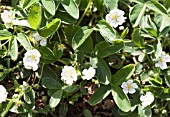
[76,0,92,26]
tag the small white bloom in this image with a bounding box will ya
[106,9,126,28]
[40,38,47,46]
[82,67,96,80]
[1,10,15,28]
[0,85,8,103]
[155,51,170,70]
[140,92,154,108]
[33,33,47,46]
[23,49,41,71]
[121,80,138,94]
[61,66,77,85]
[21,81,29,91]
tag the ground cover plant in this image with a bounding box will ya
[0,0,170,116]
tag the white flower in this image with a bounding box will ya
[33,33,47,46]
[23,49,41,71]
[106,9,126,28]
[0,85,8,103]
[61,66,77,85]
[40,38,47,46]
[82,67,96,80]
[140,92,154,108]
[121,80,138,94]
[155,51,170,70]
[1,10,15,28]
[20,81,29,91]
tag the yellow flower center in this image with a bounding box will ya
[30,54,36,60]
[111,13,118,20]
[126,84,132,90]
[159,57,164,63]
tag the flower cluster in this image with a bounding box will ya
[1,10,15,28]
[121,80,138,94]
[61,66,96,85]
[106,9,126,28]
[33,33,47,46]
[23,49,41,71]
[155,51,170,70]
[0,85,8,103]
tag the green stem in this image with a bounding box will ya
[57,31,62,43]
[1,100,14,117]
[76,0,93,26]
[38,63,44,84]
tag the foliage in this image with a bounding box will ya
[0,0,170,116]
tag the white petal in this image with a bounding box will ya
[159,62,167,70]
[128,88,136,94]
[131,83,138,88]
[123,88,128,94]
[164,56,170,62]
[121,82,127,88]
[40,39,47,46]
[127,80,133,84]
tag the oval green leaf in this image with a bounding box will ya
[97,20,116,43]
[89,86,111,106]
[111,86,131,112]
[42,77,62,89]
[111,64,135,86]
[38,18,61,37]
[72,26,94,50]
[49,89,63,108]
[61,0,79,19]
[41,0,56,15]
[17,33,32,51]
[28,2,42,30]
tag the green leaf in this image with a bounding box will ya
[23,0,39,9]
[0,30,12,40]
[130,3,146,27]
[61,0,79,19]
[165,75,170,87]
[38,46,55,64]
[132,28,144,48]
[146,0,167,15]
[89,86,111,106]
[163,0,170,10]
[24,94,32,104]
[41,0,56,15]
[42,77,62,89]
[62,85,78,93]
[91,57,111,84]
[9,36,18,61]
[72,26,93,50]
[28,2,42,30]
[25,89,35,108]
[17,33,32,51]
[83,109,93,117]
[49,89,63,108]
[38,18,61,37]
[104,0,118,11]
[111,64,135,85]
[64,26,81,44]
[53,43,63,60]
[55,10,77,24]
[94,0,105,13]
[121,27,129,39]
[97,20,116,43]
[138,105,152,117]
[111,86,131,112]
[95,40,124,58]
